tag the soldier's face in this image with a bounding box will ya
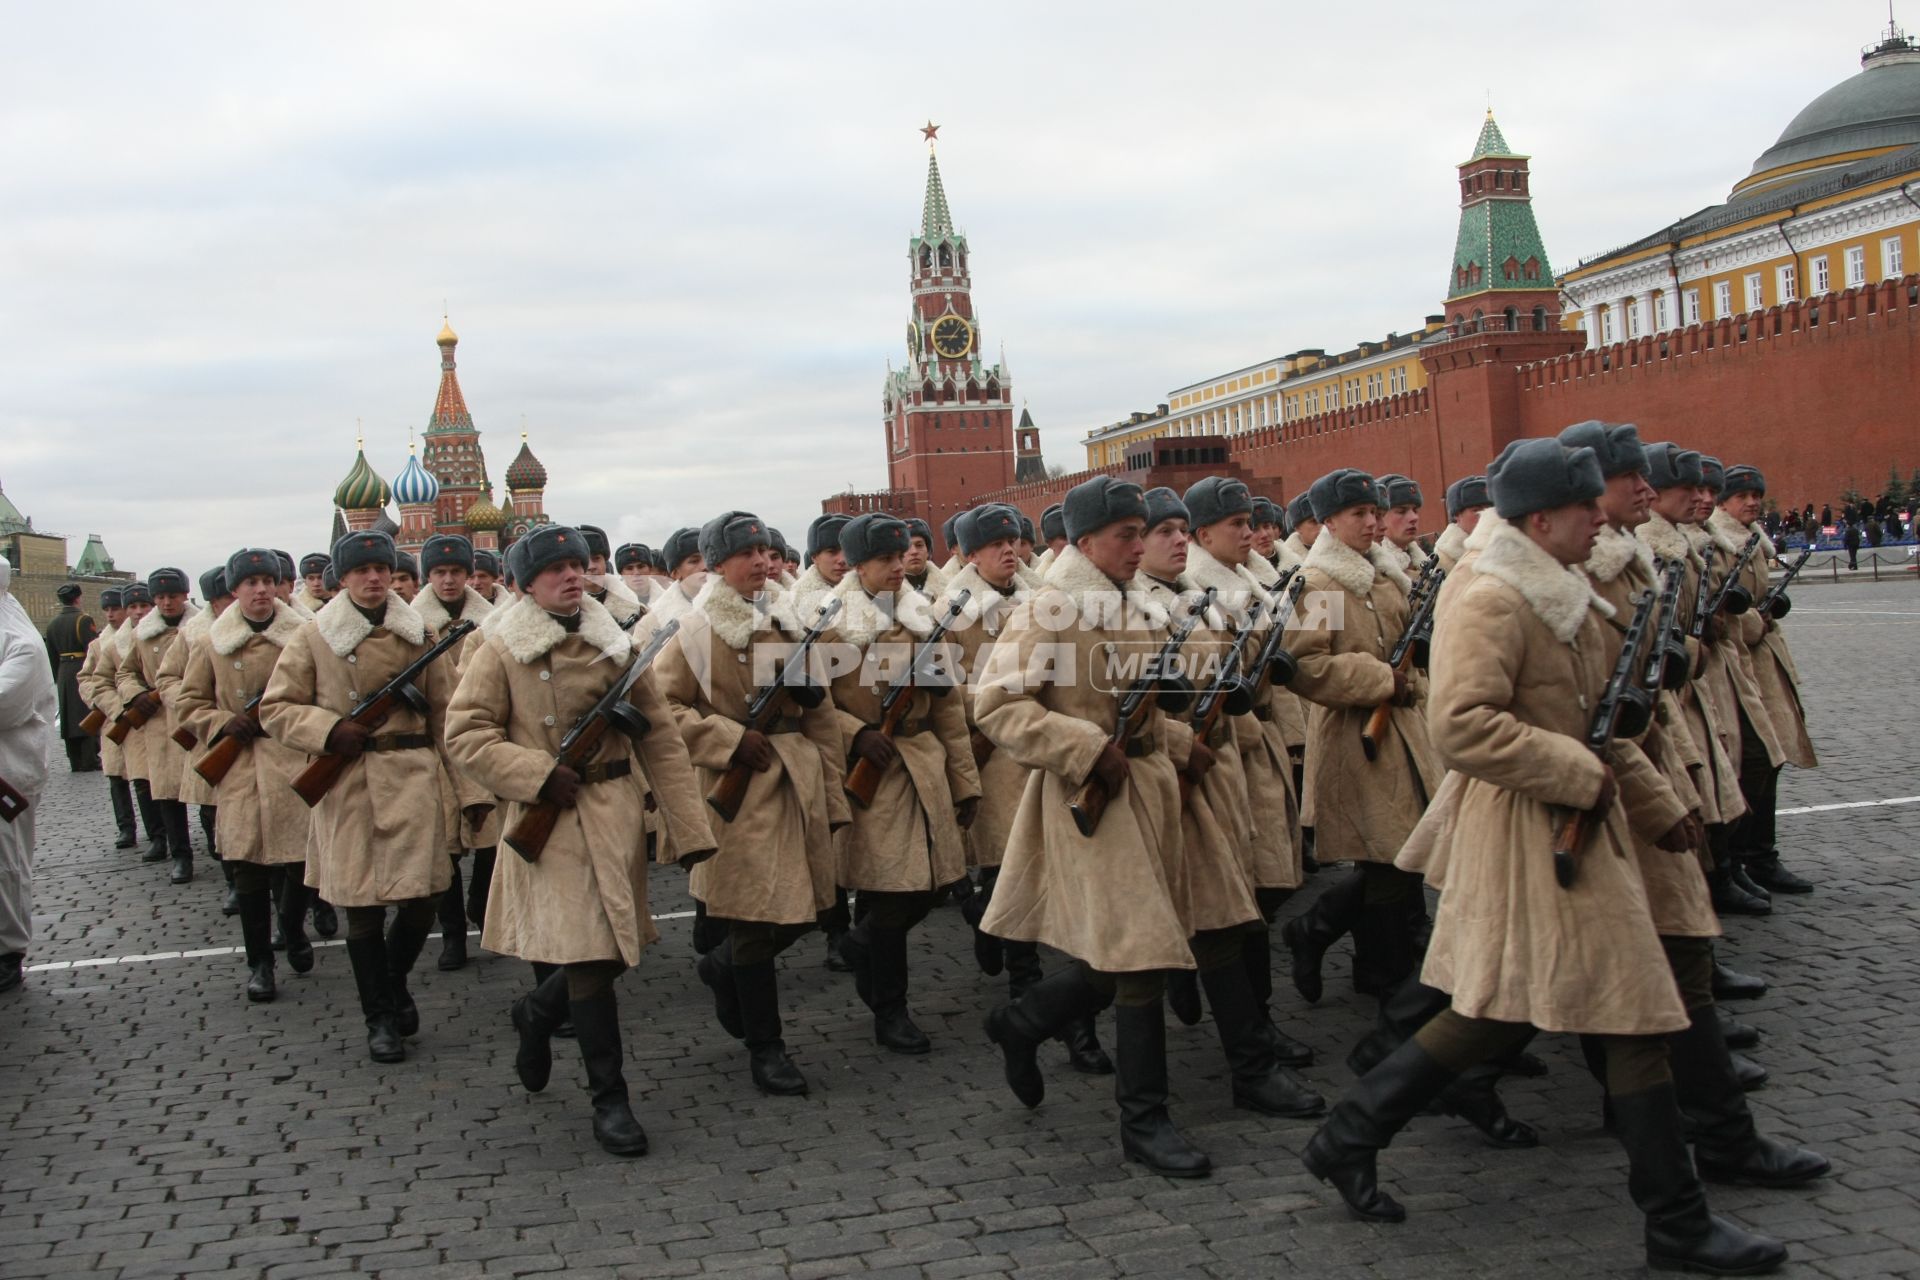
[1326,505,1377,552]
[1722,491,1763,525]
[1456,506,1486,536]
[620,565,648,588]
[105,606,127,625]
[1251,522,1279,555]
[1195,513,1252,567]
[672,554,707,582]
[1295,516,1322,547]
[391,571,418,601]
[305,572,327,596]
[154,591,187,619]
[236,574,277,621]
[472,569,497,594]
[812,549,846,584]
[126,601,153,622]
[1597,471,1653,529]
[970,538,1020,588]
[1382,504,1421,546]
[903,537,929,574]
[1078,519,1146,585]
[342,564,391,608]
[1527,499,1606,566]
[1017,538,1035,562]
[720,546,772,596]
[857,553,906,595]
[1650,486,1694,523]
[528,559,585,612]
[589,554,608,575]
[429,565,469,602]
[1047,536,1068,555]
[1142,519,1190,581]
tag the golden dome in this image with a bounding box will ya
[464,487,505,531]
[437,317,458,347]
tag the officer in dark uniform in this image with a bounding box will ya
[46,583,100,772]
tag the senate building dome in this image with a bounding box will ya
[1737,28,1920,197]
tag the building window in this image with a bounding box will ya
[1846,245,1866,287]
[1626,305,1641,339]
[1715,280,1732,319]
[1684,289,1700,325]
[1812,255,1830,293]
[1884,236,1904,280]
[1654,295,1669,330]
[1601,309,1616,343]
[1745,272,1764,311]
[1777,264,1796,302]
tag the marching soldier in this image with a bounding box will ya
[415,534,498,971]
[655,512,853,1096]
[101,582,168,862]
[117,568,200,884]
[1131,485,1325,1121]
[296,553,332,613]
[260,531,458,1065]
[1303,438,1789,1277]
[472,550,504,605]
[901,517,948,600]
[176,549,316,1002]
[158,568,230,897]
[1433,476,1491,573]
[1034,502,1067,573]
[445,524,717,1156]
[939,514,964,576]
[614,543,655,602]
[793,514,849,618]
[1282,492,1319,563]
[79,589,141,846]
[1281,470,1440,1004]
[578,524,645,627]
[974,477,1225,1177]
[1178,477,1314,1066]
[637,528,707,635]
[45,583,100,772]
[943,503,1111,1074]
[825,514,981,1054]
[1248,496,1286,574]
[1713,466,1818,896]
[390,552,421,604]
[1373,475,1429,584]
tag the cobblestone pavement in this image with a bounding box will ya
[3,584,1918,1279]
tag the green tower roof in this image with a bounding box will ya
[922,150,954,240]
[1469,110,1521,160]
[74,534,113,576]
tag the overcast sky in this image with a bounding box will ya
[0,1,1880,578]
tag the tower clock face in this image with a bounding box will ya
[932,315,973,358]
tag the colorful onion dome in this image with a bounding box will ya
[505,431,547,492]
[392,443,439,506]
[464,484,505,531]
[333,441,392,511]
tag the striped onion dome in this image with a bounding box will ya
[505,432,548,492]
[392,444,439,506]
[333,443,391,511]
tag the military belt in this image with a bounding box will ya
[577,758,633,785]
[365,733,432,753]
[1123,734,1155,759]
[58,651,86,660]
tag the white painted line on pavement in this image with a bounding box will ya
[25,910,701,973]
[1778,795,1920,816]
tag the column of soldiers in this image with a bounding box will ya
[48,424,1825,1272]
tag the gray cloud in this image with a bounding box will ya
[0,1,1853,576]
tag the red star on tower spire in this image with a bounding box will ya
[920,120,940,145]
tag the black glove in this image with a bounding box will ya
[853,727,898,770]
[324,719,371,758]
[956,796,980,829]
[1090,741,1130,793]
[731,729,775,773]
[223,713,263,743]
[538,764,581,810]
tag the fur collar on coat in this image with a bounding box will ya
[210,599,305,656]
[488,593,632,667]
[312,591,425,658]
[1475,522,1616,643]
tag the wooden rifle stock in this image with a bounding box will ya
[1550,808,1590,889]
[1066,590,1213,837]
[0,772,26,823]
[105,692,155,745]
[505,619,680,863]
[289,620,474,808]
[171,725,199,751]
[79,707,108,736]
[193,695,264,787]
[1359,568,1445,762]
[1551,588,1656,889]
[706,599,842,824]
[843,591,973,809]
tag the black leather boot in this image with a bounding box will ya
[1242,923,1312,1067]
[1611,1084,1787,1275]
[511,967,571,1093]
[986,963,1113,1107]
[385,910,434,1038]
[1711,958,1767,1002]
[345,934,405,1063]
[277,869,314,975]
[867,927,930,1054]
[1004,941,1043,1001]
[311,894,338,939]
[1715,1006,1760,1050]
[437,859,468,972]
[198,805,218,861]
[735,960,808,1095]
[1059,1015,1114,1075]
[697,938,744,1040]
[109,776,138,849]
[1728,860,1772,907]
[1669,1005,1829,1188]
[1350,897,1416,999]
[1437,1065,1538,1148]
[221,861,241,916]
[1199,962,1324,1117]
[466,847,496,926]
[1708,854,1771,917]
[837,923,875,1009]
[134,780,168,862]
[961,870,1003,977]
[1281,869,1362,1003]
[238,890,275,1002]
[1302,1037,1461,1222]
[162,801,193,883]
[1113,1002,1210,1178]
[1166,969,1204,1027]
[1741,850,1812,895]
[569,987,648,1157]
